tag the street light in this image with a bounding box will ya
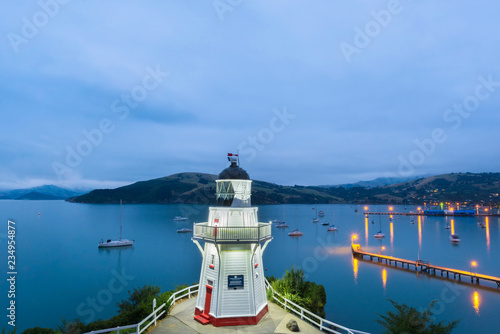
[379,246,386,255]
[351,234,358,243]
[470,261,477,275]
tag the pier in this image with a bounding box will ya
[351,244,500,287]
[363,211,500,217]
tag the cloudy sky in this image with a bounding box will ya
[1,0,499,190]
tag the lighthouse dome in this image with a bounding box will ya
[218,163,250,180]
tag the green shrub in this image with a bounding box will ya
[270,266,326,318]
[377,299,459,334]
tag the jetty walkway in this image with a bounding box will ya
[351,243,500,287]
[364,211,500,217]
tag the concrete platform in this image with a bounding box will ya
[149,297,323,334]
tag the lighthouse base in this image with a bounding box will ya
[194,304,269,327]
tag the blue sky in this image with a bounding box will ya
[1,0,499,190]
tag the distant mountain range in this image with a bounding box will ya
[67,172,500,205]
[323,175,429,189]
[0,185,88,200]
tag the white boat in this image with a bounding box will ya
[450,234,461,242]
[445,224,451,229]
[276,222,289,228]
[318,210,325,217]
[288,229,303,236]
[410,220,415,224]
[270,219,281,224]
[312,203,319,223]
[327,224,337,231]
[99,200,134,248]
[480,223,486,228]
[289,210,303,236]
[174,216,188,221]
[177,228,192,233]
[374,217,385,238]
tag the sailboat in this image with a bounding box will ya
[99,200,134,248]
[374,216,385,238]
[277,206,289,228]
[289,209,303,236]
[311,202,319,223]
[328,211,337,231]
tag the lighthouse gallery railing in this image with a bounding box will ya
[192,222,272,243]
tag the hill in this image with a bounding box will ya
[67,172,343,204]
[15,191,65,200]
[327,175,428,188]
[67,172,500,205]
[0,185,87,200]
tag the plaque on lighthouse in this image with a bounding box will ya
[192,153,273,326]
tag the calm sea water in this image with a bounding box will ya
[1,200,499,333]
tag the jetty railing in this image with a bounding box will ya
[192,222,272,244]
[84,284,199,334]
[264,278,370,334]
[352,243,500,287]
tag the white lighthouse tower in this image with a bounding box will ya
[192,154,273,326]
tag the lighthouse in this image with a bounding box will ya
[192,154,273,326]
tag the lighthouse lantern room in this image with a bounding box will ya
[192,154,273,326]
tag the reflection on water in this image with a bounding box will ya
[365,217,369,246]
[390,222,394,248]
[473,291,480,315]
[353,257,358,284]
[485,217,490,252]
[451,219,455,235]
[382,268,387,290]
[418,216,422,250]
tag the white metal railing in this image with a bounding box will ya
[264,279,370,334]
[192,222,272,243]
[84,284,199,334]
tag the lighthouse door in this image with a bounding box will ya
[204,284,213,315]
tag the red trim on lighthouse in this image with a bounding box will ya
[194,305,269,327]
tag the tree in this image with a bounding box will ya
[377,299,459,334]
[269,266,326,318]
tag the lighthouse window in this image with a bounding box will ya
[211,254,215,265]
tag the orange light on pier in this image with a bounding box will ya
[351,234,358,243]
[389,206,393,212]
[364,206,368,211]
[451,219,455,235]
[473,291,480,315]
[382,269,387,290]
